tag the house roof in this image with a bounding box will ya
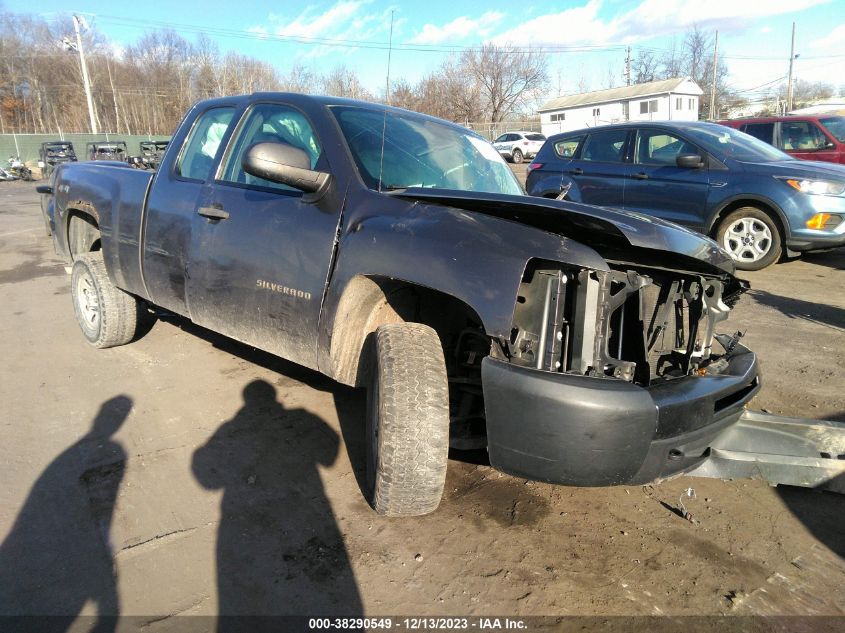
[539,77,703,112]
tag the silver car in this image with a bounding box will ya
[493,131,546,164]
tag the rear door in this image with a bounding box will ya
[142,104,237,315]
[186,101,342,370]
[623,128,710,230]
[567,127,631,208]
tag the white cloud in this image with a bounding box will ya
[811,22,845,49]
[491,0,829,48]
[408,11,505,45]
[493,0,611,46]
[250,1,400,59]
[268,0,369,40]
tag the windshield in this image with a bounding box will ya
[685,124,792,162]
[820,116,845,142]
[332,106,523,196]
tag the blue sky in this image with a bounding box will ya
[8,0,845,104]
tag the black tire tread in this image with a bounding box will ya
[371,323,449,517]
[72,252,139,348]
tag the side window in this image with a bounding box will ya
[554,136,584,158]
[494,134,508,143]
[636,130,698,165]
[581,129,628,162]
[741,123,775,145]
[781,121,827,151]
[218,103,322,192]
[177,107,235,180]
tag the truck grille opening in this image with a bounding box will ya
[508,261,738,387]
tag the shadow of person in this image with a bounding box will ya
[0,396,131,632]
[193,380,362,624]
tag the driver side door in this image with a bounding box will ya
[186,101,342,371]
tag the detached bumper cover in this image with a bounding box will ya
[482,343,760,486]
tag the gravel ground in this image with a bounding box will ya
[0,178,843,628]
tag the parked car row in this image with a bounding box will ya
[30,140,171,178]
[526,120,845,270]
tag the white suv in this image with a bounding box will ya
[492,131,546,163]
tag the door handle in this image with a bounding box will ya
[197,206,230,221]
[632,172,649,180]
[569,168,583,175]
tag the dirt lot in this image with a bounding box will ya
[0,178,843,628]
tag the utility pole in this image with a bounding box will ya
[624,46,631,86]
[709,31,718,120]
[786,22,796,113]
[72,14,98,135]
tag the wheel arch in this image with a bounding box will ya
[66,205,102,260]
[327,274,488,387]
[707,195,789,241]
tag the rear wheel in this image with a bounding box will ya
[71,252,142,348]
[716,207,782,271]
[512,148,524,164]
[366,323,450,516]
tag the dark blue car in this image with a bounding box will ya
[526,121,845,270]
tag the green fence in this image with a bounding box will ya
[0,133,172,172]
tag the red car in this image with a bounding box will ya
[719,115,845,164]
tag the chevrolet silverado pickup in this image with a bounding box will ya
[40,93,760,516]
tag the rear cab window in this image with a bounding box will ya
[176,107,236,181]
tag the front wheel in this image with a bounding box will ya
[71,252,143,348]
[366,323,450,516]
[716,207,782,271]
[511,148,524,164]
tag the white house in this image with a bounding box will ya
[539,77,704,136]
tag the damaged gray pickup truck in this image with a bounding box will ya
[41,93,760,516]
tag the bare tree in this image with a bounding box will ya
[321,65,372,100]
[633,49,659,84]
[777,79,834,108]
[280,64,318,94]
[460,44,548,123]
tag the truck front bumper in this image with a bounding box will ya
[481,343,760,486]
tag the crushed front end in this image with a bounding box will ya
[482,259,760,486]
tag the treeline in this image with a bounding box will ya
[0,11,548,135]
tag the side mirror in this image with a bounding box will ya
[676,154,704,169]
[242,142,330,194]
[36,184,52,195]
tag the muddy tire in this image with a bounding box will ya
[366,323,450,516]
[511,148,524,164]
[716,206,782,271]
[71,252,140,348]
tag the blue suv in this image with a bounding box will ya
[526,121,845,270]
